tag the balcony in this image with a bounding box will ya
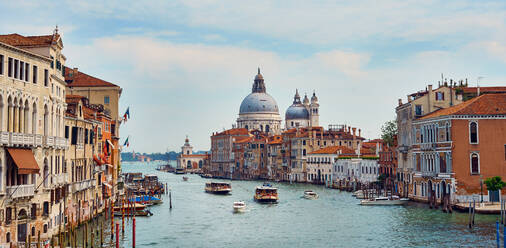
[6,184,35,198]
[72,179,96,192]
[53,173,68,185]
[421,171,437,177]
[0,132,9,144]
[44,136,55,146]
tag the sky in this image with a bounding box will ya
[2,0,505,153]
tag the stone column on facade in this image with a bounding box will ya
[14,103,19,133]
[7,104,13,132]
[19,103,24,134]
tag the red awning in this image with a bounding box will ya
[7,148,40,174]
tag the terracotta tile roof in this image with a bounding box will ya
[214,128,249,136]
[234,136,253,144]
[65,67,119,88]
[463,87,506,94]
[420,93,506,120]
[0,33,60,47]
[268,135,283,145]
[309,146,355,155]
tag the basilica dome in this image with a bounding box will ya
[285,89,309,120]
[285,104,309,120]
[239,92,279,114]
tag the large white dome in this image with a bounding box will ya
[239,92,279,114]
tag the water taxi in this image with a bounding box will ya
[205,182,232,195]
[233,201,246,213]
[254,184,278,203]
[303,190,319,200]
[360,196,406,206]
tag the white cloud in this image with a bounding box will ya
[315,50,370,77]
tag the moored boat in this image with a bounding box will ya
[128,195,163,205]
[233,201,246,213]
[303,190,319,200]
[254,184,278,203]
[360,196,406,206]
[205,182,232,195]
[114,203,147,212]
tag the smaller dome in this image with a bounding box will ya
[311,91,318,102]
[303,93,309,105]
[286,104,309,120]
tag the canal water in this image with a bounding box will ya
[117,161,498,247]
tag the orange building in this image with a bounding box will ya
[411,93,506,203]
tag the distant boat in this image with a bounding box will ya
[183,176,189,181]
[254,184,278,203]
[233,201,246,213]
[174,168,186,174]
[128,196,163,205]
[303,190,318,200]
[205,182,231,195]
[360,196,406,206]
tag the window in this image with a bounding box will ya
[104,96,110,104]
[20,61,24,80]
[33,65,38,83]
[0,55,3,75]
[471,153,479,175]
[504,144,506,160]
[445,122,450,141]
[14,59,18,79]
[65,126,69,139]
[469,121,478,144]
[436,92,445,101]
[25,63,29,82]
[44,69,49,87]
[415,105,422,116]
[8,57,12,77]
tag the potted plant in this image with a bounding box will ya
[484,176,506,202]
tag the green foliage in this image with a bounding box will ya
[381,120,397,147]
[484,176,506,192]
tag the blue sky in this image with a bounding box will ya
[2,0,505,152]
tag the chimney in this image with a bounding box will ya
[73,68,78,76]
[407,95,412,102]
[428,84,433,92]
[348,127,351,134]
[352,127,356,140]
[358,129,361,137]
[398,99,402,106]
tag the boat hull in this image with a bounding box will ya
[360,200,405,206]
[254,196,278,203]
[205,189,231,195]
[303,195,318,200]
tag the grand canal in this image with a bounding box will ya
[116,162,498,247]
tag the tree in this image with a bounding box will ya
[381,120,397,147]
[485,176,506,191]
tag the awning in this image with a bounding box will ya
[7,148,40,174]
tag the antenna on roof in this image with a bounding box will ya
[54,25,59,34]
[477,76,484,96]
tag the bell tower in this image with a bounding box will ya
[310,91,319,127]
[181,135,193,155]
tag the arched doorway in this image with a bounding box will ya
[427,180,433,200]
[187,160,191,169]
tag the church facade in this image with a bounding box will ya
[237,69,320,133]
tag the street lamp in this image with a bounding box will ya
[480,175,484,203]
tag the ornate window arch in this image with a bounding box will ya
[470,152,480,175]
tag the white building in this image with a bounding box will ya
[333,158,380,184]
[237,69,282,135]
[177,136,207,171]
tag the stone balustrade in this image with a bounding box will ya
[0,131,67,149]
[6,184,35,198]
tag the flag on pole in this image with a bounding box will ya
[124,137,130,147]
[123,107,130,122]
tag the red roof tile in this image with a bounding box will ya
[421,93,506,119]
[65,67,119,88]
[463,87,506,94]
[214,128,249,136]
[0,33,60,47]
[309,146,355,155]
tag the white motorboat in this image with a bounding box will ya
[303,190,319,200]
[360,196,406,206]
[233,201,246,213]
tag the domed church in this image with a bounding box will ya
[285,90,319,129]
[237,68,282,134]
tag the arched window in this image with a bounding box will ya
[265,125,270,133]
[445,122,450,141]
[302,149,306,156]
[259,125,263,131]
[414,182,417,195]
[471,153,479,174]
[43,159,49,188]
[43,105,49,136]
[245,125,248,130]
[199,160,203,168]
[24,100,29,133]
[6,232,10,243]
[469,122,478,144]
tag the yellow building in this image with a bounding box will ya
[0,31,68,244]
